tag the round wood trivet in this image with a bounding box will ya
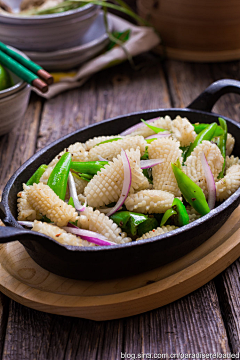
[1,206,240,321]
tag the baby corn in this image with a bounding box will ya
[48,142,88,168]
[125,189,174,214]
[32,220,93,247]
[216,164,240,201]
[78,207,131,244]
[17,184,41,221]
[84,148,149,208]
[129,116,172,137]
[171,116,196,147]
[136,225,178,241]
[88,136,146,161]
[148,138,182,197]
[185,140,224,197]
[26,182,78,227]
[85,135,122,150]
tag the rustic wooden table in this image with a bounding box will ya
[1,52,240,358]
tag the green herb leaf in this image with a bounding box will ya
[160,208,177,226]
[107,30,131,51]
[79,173,93,181]
[94,137,122,147]
[140,147,149,160]
[141,118,167,133]
[137,217,158,237]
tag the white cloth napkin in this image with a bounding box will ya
[34,13,160,99]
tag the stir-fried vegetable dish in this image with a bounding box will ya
[17,115,240,246]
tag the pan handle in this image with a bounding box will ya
[0,202,6,222]
[187,79,240,112]
[0,226,36,244]
[0,201,21,228]
[0,202,45,245]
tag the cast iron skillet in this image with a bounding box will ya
[1,79,240,281]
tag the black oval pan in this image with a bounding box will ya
[1,79,240,281]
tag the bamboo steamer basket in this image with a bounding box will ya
[137,0,240,61]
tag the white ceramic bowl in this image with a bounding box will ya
[24,11,112,71]
[0,48,31,135]
[0,1,100,51]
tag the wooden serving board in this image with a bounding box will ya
[1,206,240,321]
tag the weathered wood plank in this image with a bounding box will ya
[2,283,230,360]
[208,61,240,352]
[123,283,230,356]
[2,301,124,360]
[215,261,240,352]
[165,60,213,108]
[0,293,9,360]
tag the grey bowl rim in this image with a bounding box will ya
[0,3,97,21]
[24,11,111,58]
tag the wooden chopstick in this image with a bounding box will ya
[0,42,53,85]
[0,42,54,93]
[0,49,48,93]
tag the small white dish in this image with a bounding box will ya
[0,1,100,51]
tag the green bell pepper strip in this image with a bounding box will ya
[141,147,149,160]
[193,123,224,136]
[72,172,81,181]
[137,217,158,237]
[127,213,149,236]
[110,211,131,228]
[40,215,52,223]
[217,117,228,179]
[146,138,157,144]
[71,161,108,175]
[110,211,154,238]
[47,152,71,201]
[142,168,153,184]
[79,173,93,182]
[94,138,122,147]
[141,119,167,133]
[160,198,189,227]
[185,122,218,159]
[180,146,190,163]
[171,162,210,216]
[160,208,177,226]
[171,198,189,226]
[26,164,47,186]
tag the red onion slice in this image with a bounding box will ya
[68,172,87,212]
[63,226,116,246]
[140,159,164,169]
[18,221,34,227]
[146,133,171,139]
[107,149,132,217]
[120,117,161,136]
[200,151,216,210]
